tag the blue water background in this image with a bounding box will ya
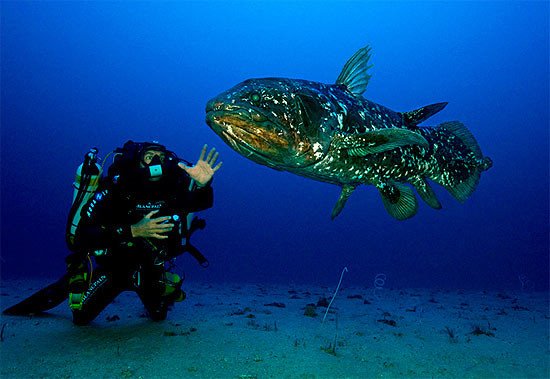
[1,1,548,291]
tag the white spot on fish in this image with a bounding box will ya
[337,113,344,128]
[313,142,324,158]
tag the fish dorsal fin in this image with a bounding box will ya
[336,46,373,96]
[401,102,448,126]
[332,128,429,156]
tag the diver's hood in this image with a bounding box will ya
[107,140,185,189]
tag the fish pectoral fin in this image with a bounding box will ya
[333,128,429,156]
[377,182,418,220]
[335,46,373,96]
[331,184,356,219]
[401,102,448,126]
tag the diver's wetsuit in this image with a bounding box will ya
[70,171,213,325]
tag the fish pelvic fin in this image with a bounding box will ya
[331,184,356,219]
[336,46,373,96]
[377,182,418,220]
[333,128,429,156]
[431,121,492,202]
[401,102,448,126]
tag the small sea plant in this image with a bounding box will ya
[373,273,387,297]
[322,266,348,323]
[320,342,337,356]
[303,304,318,317]
[246,319,260,329]
[262,321,278,332]
[470,324,495,337]
[320,334,338,356]
[443,326,459,343]
[518,274,535,292]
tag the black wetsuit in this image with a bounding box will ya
[69,171,213,325]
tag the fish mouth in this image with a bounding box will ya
[206,109,286,162]
[206,99,271,124]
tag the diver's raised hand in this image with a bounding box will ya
[178,144,222,187]
[130,210,174,239]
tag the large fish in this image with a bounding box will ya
[206,46,492,220]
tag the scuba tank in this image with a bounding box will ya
[65,148,102,311]
[66,148,102,250]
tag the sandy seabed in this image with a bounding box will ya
[0,278,548,378]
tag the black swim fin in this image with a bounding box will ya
[2,274,69,316]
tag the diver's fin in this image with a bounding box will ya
[2,274,69,316]
[336,46,373,96]
[333,128,429,156]
[434,121,491,202]
[411,178,442,209]
[401,102,448,126]
[331,184,356,219]
[377,182,418,220]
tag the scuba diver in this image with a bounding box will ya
[3,141,222,325]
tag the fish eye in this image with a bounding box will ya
[250,92,261,103]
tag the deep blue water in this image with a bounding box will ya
[1,1,548,291]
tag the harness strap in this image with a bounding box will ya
[182,243,209,268]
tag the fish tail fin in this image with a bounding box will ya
[431,121,492,202]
